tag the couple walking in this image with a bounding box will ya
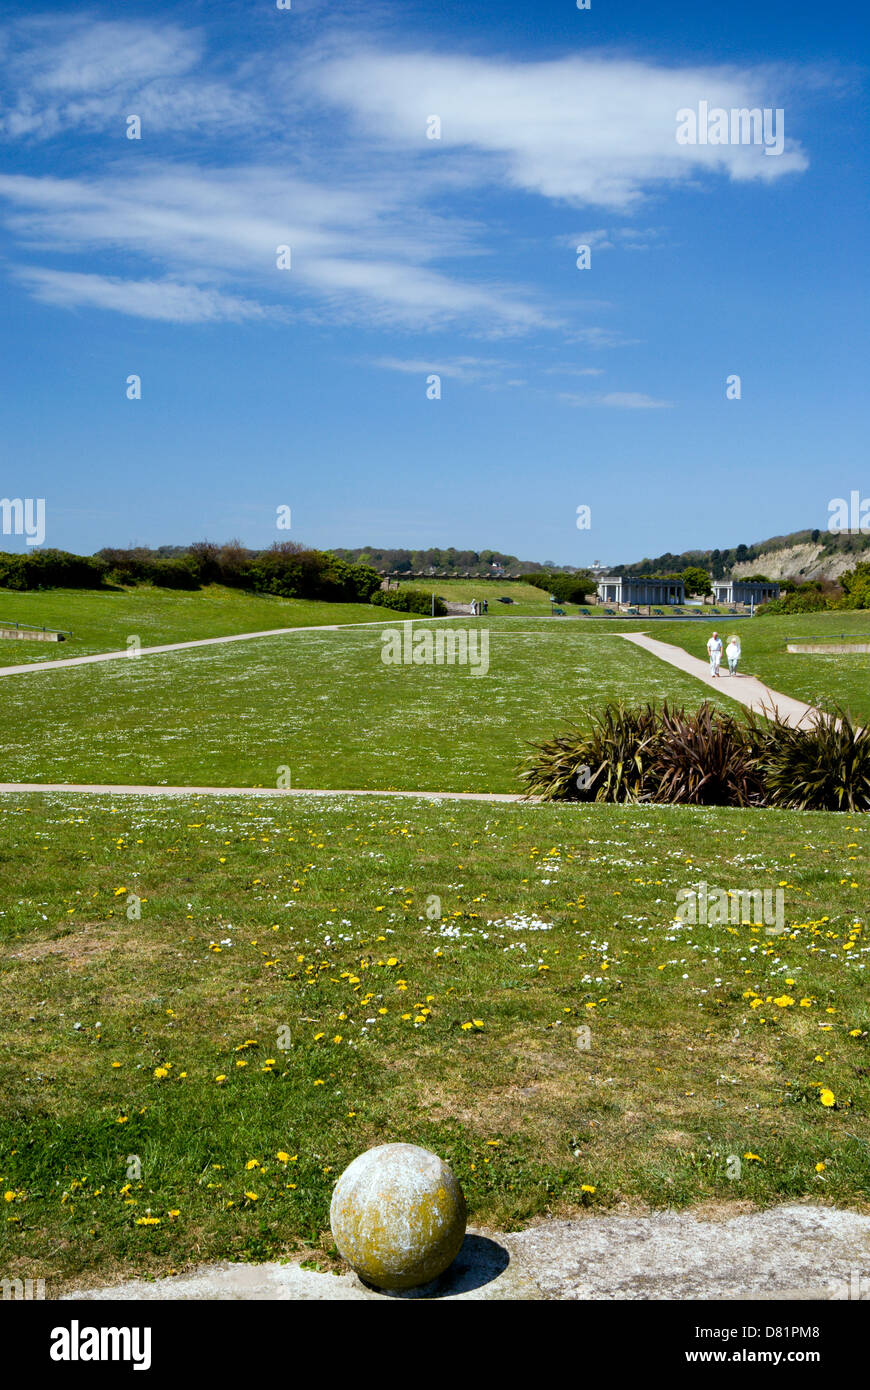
[706,630,741,678]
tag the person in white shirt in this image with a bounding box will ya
[725,634,741,676]
[707,630,723,678]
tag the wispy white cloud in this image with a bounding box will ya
[0,165,552,330]
[560,390,673,409]
[370,356,511,380]
[0,16,259,139]
[0,15,815,335]
[13,267,268,323]
[542,364,605,377]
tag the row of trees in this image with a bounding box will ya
[331,547,570,576]
[0,542,383,604]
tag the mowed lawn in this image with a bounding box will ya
[0,623,735,790]
[0,584,381,666]
[0,793,865,1293]
[648,611,870,726]
[399,577,558,616]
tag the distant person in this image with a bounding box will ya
[707,630,723,678]
[482,598,488,614]
[725,633,741,677]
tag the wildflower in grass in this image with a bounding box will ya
[3,1191,15,1203]
[816,1162,826,1173]
[215,1075,226,1084]
[773,996,795,1008]
[460,1022,473,1031]
[244,1191,258,1202]
[276,1152,290,1163]
[744,1153,762,1162]
[168,1210,180,1218]
[581,1185,596,1194]
[111,1061,122,1069]
[820,1089,836,1107]
[848,1029,862,1037]
[314,1079,324,1086]
[116,1115,129,1124]
[245,1159,261,1170]
[236,1060,247,1068]
[313,1032,324,1041]
[135,1216,161,1225]
[153,1066,169,1079]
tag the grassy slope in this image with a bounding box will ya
[0,793,865,1292]
[0,585,381,666]
[0,623,736,789]
[399,577,555,615]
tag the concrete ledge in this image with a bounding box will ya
[60,1205,870,1302]
[787,643,870,654]
[0,626,65,642]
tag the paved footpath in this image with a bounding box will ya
[621,632,822,729]
[0,618,411,679]
[0,783,527,801]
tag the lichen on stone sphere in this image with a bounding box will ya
[330,1143,467,1290]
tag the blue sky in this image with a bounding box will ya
[0,0,866,565]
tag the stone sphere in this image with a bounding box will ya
[330,1143,467,1290]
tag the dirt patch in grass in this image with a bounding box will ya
[9,923,137,964]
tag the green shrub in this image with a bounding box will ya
[747,703,870,811]
[145,557,200,590]
[519,701,660,803]
[645,702,764,807]
[0,549,107,591]
[520,700,869,810]
[370,590,447,616]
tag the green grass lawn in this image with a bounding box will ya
[648,611,870,725]
[399,577,557,616]
[0,585,382,666]
[0,792,865,1293]
[0,622,736,790]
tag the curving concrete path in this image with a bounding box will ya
[0,783,527,801]
[0,617,423,679]
[621,632,823,729]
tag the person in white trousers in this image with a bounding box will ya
[725,634,741,676]
[707,630,723,678]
